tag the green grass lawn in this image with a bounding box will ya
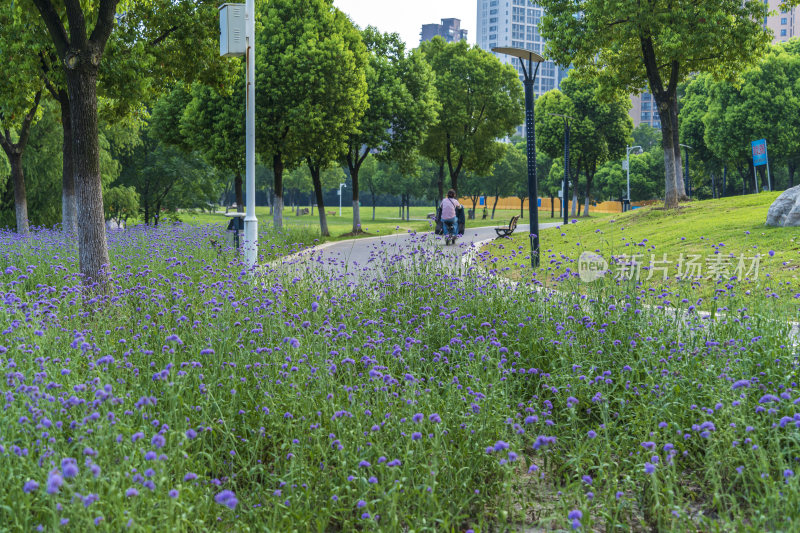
[482,192,800,314]
[177,205,581,241]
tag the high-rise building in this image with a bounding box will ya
[420,18,468,44]
[476,0,569,136]
[765,0,799,43]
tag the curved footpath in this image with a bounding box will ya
[271,222,560,282]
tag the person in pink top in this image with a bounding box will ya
[440,189,462,245]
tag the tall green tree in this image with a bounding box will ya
[28,0,232,285]
[419,37,523,195]
[0,5,48,235]
[256,0,368,234]
[538,0,790,209]
[342,27,438,234]
[535,90,582,216]
[564,77,632,216]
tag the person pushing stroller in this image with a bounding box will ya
[439,189,463,245]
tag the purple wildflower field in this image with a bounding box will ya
[1,222,798,531]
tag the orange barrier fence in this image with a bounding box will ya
[459,197,658,215]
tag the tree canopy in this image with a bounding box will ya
[538,0,792,208]
[419,37,523,195]
[343,27,438,233]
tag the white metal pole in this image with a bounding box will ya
[765,141,772,192]
[243,0,258,268]
[626,146,631,213]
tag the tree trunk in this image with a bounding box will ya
[272,154,284,230]
[519,197,526,218]
[437,161,444,204]
[658,102,680,208]
[66,64,111,286]
[7,152,30,235]
[583,168,594,217]
[0,92,42,237]
[446,137,464,195]
[789,161,795,188]
[309,163,329,237]
[670,95,687,200]
[346,147,369,234]
[234,172,244,213]
[640,37,680,209]
[371,188,376,221]
[550,196,555,219]
[722,164,727,196]
[570,188,578,217]
[59,91,78,235]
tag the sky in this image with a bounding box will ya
[333,0,476,48]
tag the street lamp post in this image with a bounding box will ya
[625,145,642,212]
[338,183,347,217]
[219,1,258,268]
[493,47,545,268]
[679,144,693,197]
[547,113,576,226]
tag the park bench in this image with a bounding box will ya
[495,215,520,237]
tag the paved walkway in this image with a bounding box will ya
[275,222,560,283]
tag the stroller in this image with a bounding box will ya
[435,202,466,245]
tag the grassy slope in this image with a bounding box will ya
[483,193,800,312]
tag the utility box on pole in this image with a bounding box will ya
[219,4,246,57]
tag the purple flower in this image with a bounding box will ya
[644,462,656,474]
[46,472,63,495]
[429,413,442,423]
[214,490,238,510]
[759,394,780,404]
[587,430,597,439]
[169,489,179,498]
[411,432,422,441]
[387,459,401,467]
[731,380,750,390]
[23,480,39,493]
[357,499,367,509]
[493,440,510,452]
[186,428,197,440]
[125,487,139,498]
[359,460,371,468]
[412,413,424,423]
[581,475,592,486]
[184,472,197,481]
[568,509,583,520]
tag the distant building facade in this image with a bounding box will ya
[765,0,799,43]
[476,0,569,136]
[629,93,662,130]
[420,18,468,44]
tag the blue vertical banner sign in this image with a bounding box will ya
[751,139,768,167]
[751,139,772,191]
